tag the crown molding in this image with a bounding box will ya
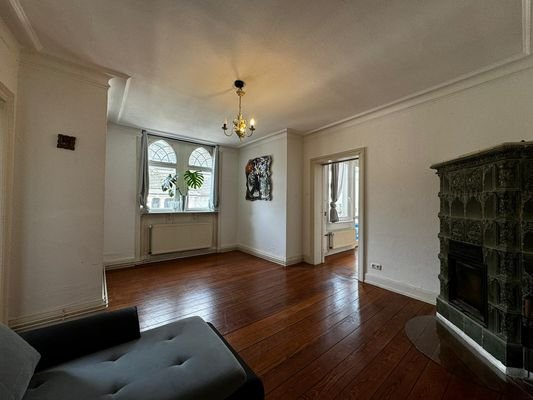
[116,77,131,122]
[7,0,42,51]
[305,52,533,138]
[236,129,288,149]
[305,2,533,138]
[19,50,130,89]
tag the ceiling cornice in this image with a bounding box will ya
[239,0,533,146]
[7,0,42,51]
[305,53,533,139]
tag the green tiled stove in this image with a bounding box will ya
[431,142,533,374]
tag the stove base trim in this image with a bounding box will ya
[436,312,526,377]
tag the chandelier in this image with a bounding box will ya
[222,80,256,140]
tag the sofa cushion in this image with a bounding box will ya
[23,316,246,400]
[0,323,41,400]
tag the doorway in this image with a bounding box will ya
[310,148,365,281]
[322,158,359,277]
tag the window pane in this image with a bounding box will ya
[148,165,175,209]
[329,161,353,221]
[189,147,213,168]
[188,171,212,209]
[148,140,177,163]
[337,164,348,218]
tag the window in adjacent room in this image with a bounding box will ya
[334,161,355,222]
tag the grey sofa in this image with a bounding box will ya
[2,307,264,400]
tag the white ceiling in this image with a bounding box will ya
[1,0,527,145]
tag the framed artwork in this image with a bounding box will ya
[245,155,272,201]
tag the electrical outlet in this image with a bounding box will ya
[370,263,382,271]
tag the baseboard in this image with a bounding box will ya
[104,246,303,270]
[9,297,108,331]
[236,244,303,267]
[217,245,238,253]
[104,248,221,271]
[436,313,526,377]
[285,255,304,266]
[237,244,286,266]
[147,248,217,263]
[364,273,437,305]
[104,257,137,270]
[326,244,357,257]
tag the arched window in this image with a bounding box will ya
[187,147,213,210]
[188,147,212,169]
[147,140,177,210]
[149,140,177,163]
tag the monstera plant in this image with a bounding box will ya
[161,171,204,211]
[161,174,181,198]
[183,170,204,190]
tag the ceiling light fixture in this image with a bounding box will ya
[222,80,256,141]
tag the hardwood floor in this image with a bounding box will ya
[106,251,528,399]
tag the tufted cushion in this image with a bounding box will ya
[0,323,41,400]
[23,316,246,400]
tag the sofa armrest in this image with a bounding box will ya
[19,307,140,371]
[207,323,265,400]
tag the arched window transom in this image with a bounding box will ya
[149,140,177,163]
[188,147,212,169]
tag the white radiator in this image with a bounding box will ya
[330,228,357,249]
[149,223,213,255]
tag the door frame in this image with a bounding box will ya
[309,147,366,281]
[0,81,15,324]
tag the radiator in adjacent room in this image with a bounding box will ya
[149,223,213,255]
[329,228,357,249]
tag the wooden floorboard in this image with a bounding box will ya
[105,250,523,399]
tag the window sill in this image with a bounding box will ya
[143,209,218,215]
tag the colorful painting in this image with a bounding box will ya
[245,155,272,201]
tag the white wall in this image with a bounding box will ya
[0,16,19,96]
[286,132,303,262]
[218,146,239,250]
[237,132,288,262]
[104,123,138,264]
[303,66,533,303]
[9,53,109,326]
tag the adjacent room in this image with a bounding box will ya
[1,1,533,399]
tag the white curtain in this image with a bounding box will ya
[329,162,346,223]
[138,130,149,210]
[329,163,339,222]
[210,145,220,209]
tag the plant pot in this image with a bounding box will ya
[172,197,180,211]
[178,194,187,211]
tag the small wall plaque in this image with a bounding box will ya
[57,134,76,151]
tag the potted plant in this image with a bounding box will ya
[161,174,182,210]
[162,170,204,211]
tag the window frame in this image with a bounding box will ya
[147,139,178,212]
[145,136,216,213]
[186,147,214,211]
